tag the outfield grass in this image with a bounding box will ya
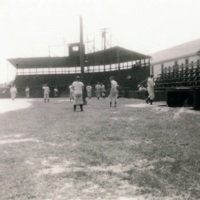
[0,97,200,200]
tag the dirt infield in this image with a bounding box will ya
[0,98,200,200]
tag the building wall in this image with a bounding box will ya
[152,54,200,79]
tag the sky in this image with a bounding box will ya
[1,0,200,83]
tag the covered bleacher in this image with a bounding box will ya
[7,46,151,98]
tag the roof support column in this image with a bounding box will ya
[117,48,120,83]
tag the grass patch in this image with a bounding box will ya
[0,98,200,199]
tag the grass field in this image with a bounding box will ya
[0,97,200,200]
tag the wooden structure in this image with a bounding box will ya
[154,60,200,109]
[7,46,151,98]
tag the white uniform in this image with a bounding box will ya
[101,84,106,97]
[86,85,92,98]
[54,88,58,97]
[147,77,155,100]
[95,84,101,99]
[69,85,74,100]
[43,85,50,102]
[25,87,30,98]
[72,81,84,105]
[10,86,17,100]
[110,80,118,101]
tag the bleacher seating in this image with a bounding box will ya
[155,60,200,90]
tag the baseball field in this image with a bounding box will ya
[0,97,200,200]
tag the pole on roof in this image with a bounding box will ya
[80,16,84,82]
[79,16,87,105]
[101,28,108,71]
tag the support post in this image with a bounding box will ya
[117,48,120,84]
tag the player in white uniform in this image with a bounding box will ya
[54,87,59,97]
[109,76,119,107]
[10,85,17,101]
[42,84,50,102]
[146,75,155,105]
[100,82,106,98]
[69,85,74,101]
[95,82,101,100]
[86,84,92,99]
[72,76,84,111]
[25,86,30,98]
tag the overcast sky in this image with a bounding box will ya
[1,0,200,83]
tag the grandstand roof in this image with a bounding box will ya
[8,46,150,69]
[151,38,200,64]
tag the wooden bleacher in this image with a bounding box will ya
[154,60,200,109]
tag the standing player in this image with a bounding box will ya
[25,86,30,98]
[146,75,155,105]
[42,83,50,102]
[10,85,17,101]
[54,87,59,97]
[100,82,106,98]
[86,84,92,99]
[72,76,84,111]
[95,82,101,100]
[69,85,74,101]
[109,76,119,107]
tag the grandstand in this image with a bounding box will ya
[151,39,200,109]
[155,61,200,90]
[7,44,151,98]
